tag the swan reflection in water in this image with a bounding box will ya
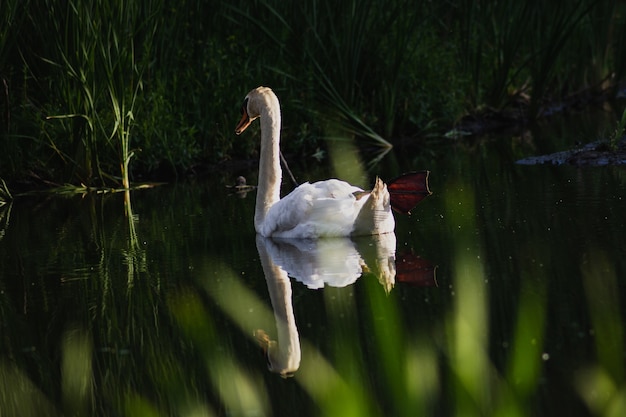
[254,233,397,377]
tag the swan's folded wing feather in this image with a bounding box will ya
[262,183,315,236]
[262,180,364,238]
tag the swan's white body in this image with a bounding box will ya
[236,86,394,238]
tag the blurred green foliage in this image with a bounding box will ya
[1,139,625,416]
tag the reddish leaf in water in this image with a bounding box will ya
[387,171,432,214]
[396,251,437,286]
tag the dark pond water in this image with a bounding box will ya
[1,110,626,416]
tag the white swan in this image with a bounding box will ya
[235,86,430,238]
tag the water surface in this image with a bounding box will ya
[1,113,625,416]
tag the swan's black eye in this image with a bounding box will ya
[240,98,249,115]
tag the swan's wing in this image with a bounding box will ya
[262,180,364,238]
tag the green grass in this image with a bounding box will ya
[36,0,160,188]
[0,0,625,187]
[609,107,626,149]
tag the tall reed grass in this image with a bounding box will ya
[232,0,451,146]
[0,0,624,186]
[456,0,609,113]
[34,0,160,188]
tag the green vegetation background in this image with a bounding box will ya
[0,0,624,187]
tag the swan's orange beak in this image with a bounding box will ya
[235,108,252,135]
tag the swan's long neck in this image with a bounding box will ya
[255,95,282,232]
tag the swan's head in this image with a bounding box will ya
[235,86,279,135]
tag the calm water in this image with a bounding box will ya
[1,112,626,416]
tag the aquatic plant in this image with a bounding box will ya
[0,179,11,204]
[0,0,625,186]
[456,0,606,116]
[230,0,452,146]
[34,0,159,188]
[608,107,626,150]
